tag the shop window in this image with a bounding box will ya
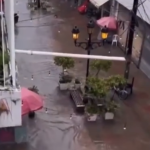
[132,28,143,63]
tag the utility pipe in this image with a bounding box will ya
[15,49,126,61]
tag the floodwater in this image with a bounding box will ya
[1,0,150,150]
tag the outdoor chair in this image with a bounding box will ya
[112,34,118,46]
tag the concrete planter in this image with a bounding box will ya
[86,113,98,121]
[59,83,69,90]
[104,112,114,120]
[46,7,51,12]
[75,83,81,89]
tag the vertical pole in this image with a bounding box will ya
[110,0,115,16]
[9,0,16,87]
[1,1,5,87]
[101,6,103,18]
[86,33,91,78]
[37,0,41,8]
[124,0,138,79]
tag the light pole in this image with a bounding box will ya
[37,0,41,8]
[124,0,138,79]
[72,20,101,78]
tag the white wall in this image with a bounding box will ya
[117,0,150,24]
[0,90,22,128]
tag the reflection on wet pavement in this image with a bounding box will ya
[16,51,92,150]
[14,0,97,149]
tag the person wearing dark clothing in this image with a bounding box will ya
[75,0,78,3]
[14,13,19,24]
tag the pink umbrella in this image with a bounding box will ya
[97,17,117,30]
[21,87,43,115]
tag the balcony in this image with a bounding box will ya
[0,10,21,128]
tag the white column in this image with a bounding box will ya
[110,0,119,19]
[6,0,16,87]
[115,2,119,19]
[110,0,115,16]
[101,6,103,18]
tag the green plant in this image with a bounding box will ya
[85,104,99,114]
[54,57,74,72]
[75,78,80,84]
[106,75,126,88]
[0,52,9,70]
[87,77,109,98]
[28,86,39,94]
[91,60,112,77]
[104,100,119,113]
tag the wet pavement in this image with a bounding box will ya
[2,0,150,150]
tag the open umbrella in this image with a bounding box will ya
[97,17,117,30]
[21,87,43,115]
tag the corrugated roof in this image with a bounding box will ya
[117,0,150,24]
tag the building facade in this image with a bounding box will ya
[90,0,150,78]
[0,0,27,144]
[112,0,150,78]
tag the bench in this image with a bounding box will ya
[70,90,85,111]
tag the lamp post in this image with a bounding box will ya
[72,20,101,78]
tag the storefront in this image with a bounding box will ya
[116,3,143,65]
[89,0,110,19]
[0,126,27,144]
[139,23,150,78]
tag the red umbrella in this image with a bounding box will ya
[21,87,43,115]
[97,17,117,30]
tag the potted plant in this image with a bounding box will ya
[104,100,119,120]
[106,75,126,88]
[87,77,109,105]
[75,78,81,89]
[59,74,72,90]
[54,57,74,90]
[91,60,112,77]
[85,104,99,121]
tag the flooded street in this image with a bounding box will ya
[2,0,150,150]
[14,0,100,150]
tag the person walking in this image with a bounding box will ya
[101,26,108,45]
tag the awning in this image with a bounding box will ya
[90,0,109,8]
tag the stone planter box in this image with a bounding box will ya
[75,83,80,89]
[59,83,69,90]
[86,113,98,121]
[104,112,114,120]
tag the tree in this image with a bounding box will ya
[54,57,74,73]
[106,75,126,88]
[87,75,126,99]
[87,77,109,99]
[91,60,112,77]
